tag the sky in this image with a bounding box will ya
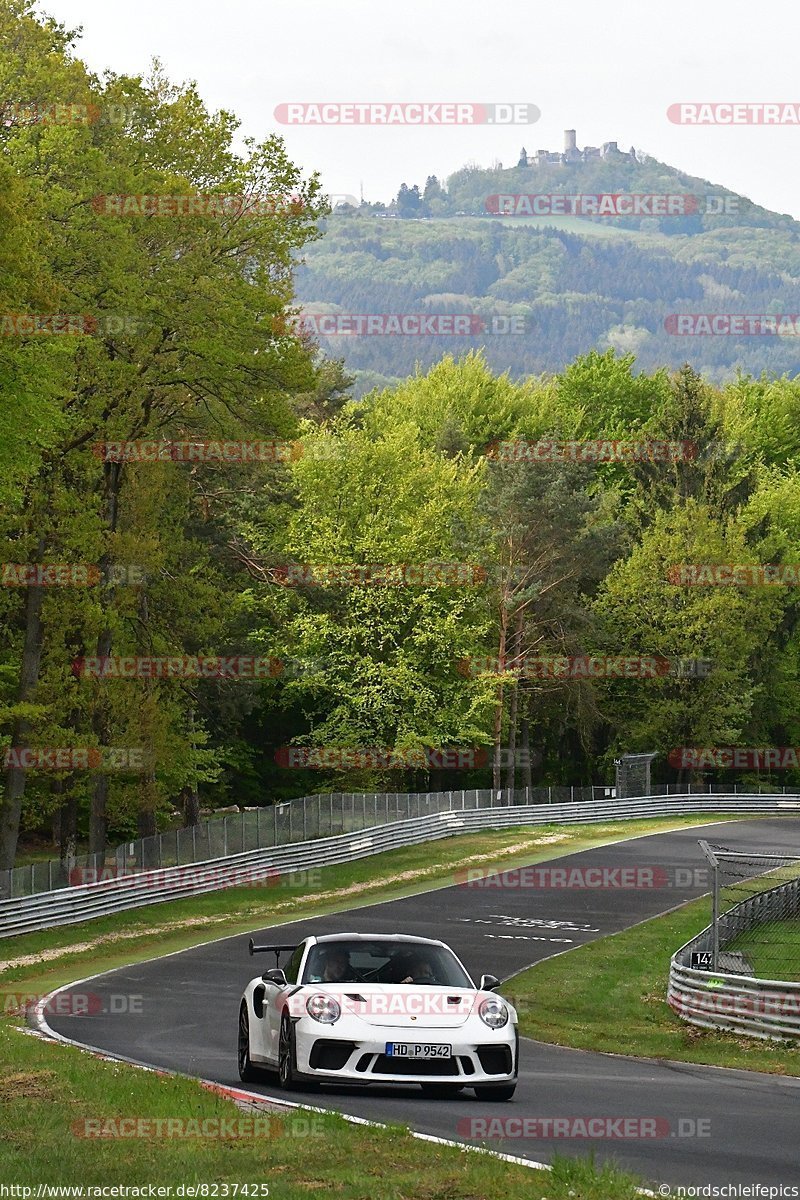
[39,0,800,218]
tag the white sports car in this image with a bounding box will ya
[238,932,518,1099]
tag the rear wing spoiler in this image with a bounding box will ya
[248,938,298,958]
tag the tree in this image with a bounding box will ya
[0,0,326,874]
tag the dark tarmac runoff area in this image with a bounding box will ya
[44,817,800,1191]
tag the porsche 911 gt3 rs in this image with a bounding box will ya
[238,932,518,1099]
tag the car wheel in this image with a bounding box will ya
[473,1083,517,1101]
[238,1002,264,1083]
[277,1012,298,1089]
[277,1012,320,1093]
[420,1084,464,1098]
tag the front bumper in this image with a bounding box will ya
[294,1017,518,1086]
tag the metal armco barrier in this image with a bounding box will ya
[669,873,800,1040]
[2,792,799,940]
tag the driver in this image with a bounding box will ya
[399,952,436,984]
[319,946,352,982]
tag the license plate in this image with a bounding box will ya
[385,1042,452,1059]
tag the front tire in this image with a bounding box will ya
[238,1002,264,1084]
[473,1083,517,1101]
[277,1012,298,1089]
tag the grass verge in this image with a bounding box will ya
[727,919,800,982]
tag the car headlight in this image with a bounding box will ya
[479,997,509,1028]
[306,994,341,1024]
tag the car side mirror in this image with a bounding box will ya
[262,968,288,986]
[480,973,500,991]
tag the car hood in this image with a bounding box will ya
[309,984,493,1028]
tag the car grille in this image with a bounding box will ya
[476,1044,513,1075]
[309,1040,357,1071]
[370,1055,459,1076]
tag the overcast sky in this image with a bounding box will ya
[39,0,800,218]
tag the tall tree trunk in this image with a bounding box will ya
[504,608,524,800]
[492,609,509,793]
[180,707,200,827]
[53,776,78,887]
[180,784,201,827]
[88,624,113,855]
[0,576,45,878]
[520,707,534,791]
[88,460,123,856]
[136,590,159,864]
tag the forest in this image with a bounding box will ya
[2,0,800,871]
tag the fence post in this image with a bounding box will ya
[274,804,278,844]
[223,817,228,857]
[699,840,720,971]
[303,799,307,841]
[256,806,261,846]
[548,786,552,804]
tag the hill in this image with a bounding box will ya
[294,150,800,394]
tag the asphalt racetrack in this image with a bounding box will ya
[44,818,800,1191]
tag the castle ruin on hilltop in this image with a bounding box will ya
[518,129,642,168]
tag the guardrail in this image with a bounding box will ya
[669,874,800,1040]
[7,780,794,900]
[2,791,798,940]
[4,785,617,899]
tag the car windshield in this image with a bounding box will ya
[302,940,473,987]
